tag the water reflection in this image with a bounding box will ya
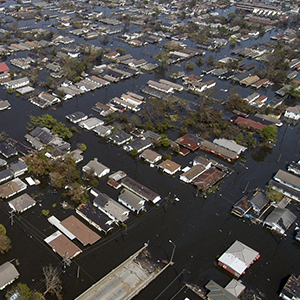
[251,146,273,162]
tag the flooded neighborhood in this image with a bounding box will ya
[0,0,300,299]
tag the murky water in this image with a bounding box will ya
[0,4,299,300]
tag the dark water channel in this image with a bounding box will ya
[0,4,299,300]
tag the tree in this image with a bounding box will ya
[259,125,277,146]
[43,265,62,300]
[0,235,11,254]
[6,283,45,300]
[0,224,6,235]
[0,224,11,254]
[154,50,169,69]
[266,185,283,202]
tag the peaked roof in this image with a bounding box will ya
[205,280,239,300]
[0,62,9,73]
[218,240,259,276]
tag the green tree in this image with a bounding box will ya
[259,125,277,146]
[0,224,6,235]
[154,50,169,69]
[6,283,45,300]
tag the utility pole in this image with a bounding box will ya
[9,211,14,226]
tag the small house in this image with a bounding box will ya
[118,189,145,214]
[76,202,113,234]
[123,139,153,154]
[139,149,162,164]
[158,159,181,175]
[92,189,130,224]
[218,240,260,278]
[8,193,36,213]
[82,158,110,178]
[279,274,300,300]
[9,160,28,177]
[65,111,87,124]
[0,262,19,291]
[263,207,297,235]
[108,131,133,146]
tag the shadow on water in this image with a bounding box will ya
[251,146,273,162]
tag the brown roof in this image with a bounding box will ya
[45,231,82,259]
[60,215,100,246]
[0,181,21,198]
[234,116,265,131]
[158,159,181,173]
[193,167,224,190]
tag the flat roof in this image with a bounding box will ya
[75,245,167,300]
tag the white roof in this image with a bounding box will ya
[213,138,247,155]
[218,240,259,276]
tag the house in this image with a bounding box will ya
[65,111,88,124]
[147,80,174,94]
[9,160,28,177]
[158,159,181,175]
[248,191,269,215]
[79,117,104,130]
[225,279,246,298]
[0,62,9,74]
[176,133,202,151]
[0,169,13,184]
[93,124,113,137]
[0,142,18,158]
[82,158,110,178]
[139,149,162,164]
[5,77,30,89]
[280,274,300,300]
[59,215,101,246]
[76,202,114,234]
[0,262,19,291]
[231,195,252,218]
[92,189,130,224]
[108,131,133,146]
[274,169,300,194]
[263,207,297,235]
[118,189,145,214]
[205,280,239,300]
[180,164,207,183]
[240,75,260,86]
[200,140,238,162]
[213,138,247,155]
[0,178,27,199]
[234,116,265,131]
[121,177,161,204]
[193,155,214,168]
[8,193,36,213]
[123,139,153,154]
[44,231,82,259]
[193,167,225,191]
[218,240,260,278]
[284,105,300,121]
[0,100,11,111]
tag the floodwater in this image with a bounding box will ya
[0,4,299,300]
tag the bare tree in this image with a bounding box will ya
[42,265,62,300]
